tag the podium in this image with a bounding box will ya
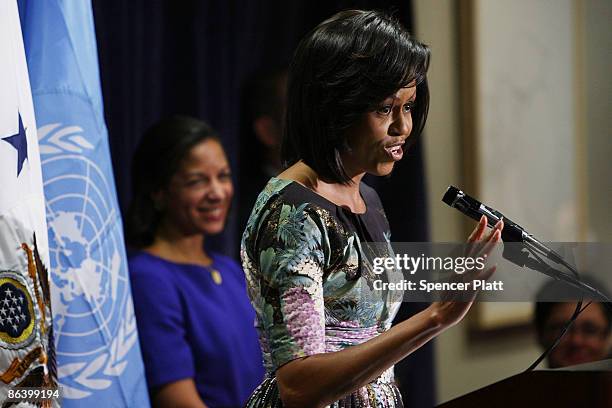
[437,359,612,408]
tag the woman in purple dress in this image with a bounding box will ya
[126,116,264,407]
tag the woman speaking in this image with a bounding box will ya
[240,10,503,407]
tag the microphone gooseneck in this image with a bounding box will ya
[442,185,611,304]
[442,185,612,372]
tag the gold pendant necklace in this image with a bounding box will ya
[210,268,222,285]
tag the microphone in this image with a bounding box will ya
[442,186,612,309]
[442,185,563,264]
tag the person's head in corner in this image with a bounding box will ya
[534,278,612,368]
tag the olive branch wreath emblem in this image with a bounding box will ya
[39,123,138,398]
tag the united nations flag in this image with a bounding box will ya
[0,1,57,406]
[18,0,150,406]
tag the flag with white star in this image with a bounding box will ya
[0,0,57,405]
[18,0,149,406]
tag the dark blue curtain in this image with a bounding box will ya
[92,1,435,406]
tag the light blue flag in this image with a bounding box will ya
[18,1,150,406]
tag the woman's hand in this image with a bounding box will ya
[428,215,503,328]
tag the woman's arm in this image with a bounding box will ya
[277,305,441,407]
[152,379,208,408]
[277,216,502,407]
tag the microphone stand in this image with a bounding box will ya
[441,186,612,370]
[500,238,611,304]
[500,237,611,371]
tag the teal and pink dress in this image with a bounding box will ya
[241,177,403,407]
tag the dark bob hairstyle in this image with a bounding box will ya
[126,115,219,248]
[282,9,430,184]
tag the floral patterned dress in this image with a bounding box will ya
[241,177,404,407]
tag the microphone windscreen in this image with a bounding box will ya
[442,185,460,206]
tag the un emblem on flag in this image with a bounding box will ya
[39,123,137,399]
[0,272,35,349]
